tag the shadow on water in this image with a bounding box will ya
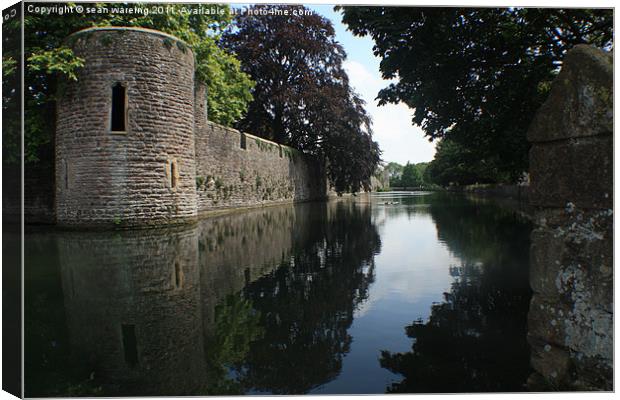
[23,193,532,396]
[377,192,533,393]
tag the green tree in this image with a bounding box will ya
[2,5,21,166]
[338,7,613,183]
[427,139,496,186]
[4,2,254,164]
[422,163,434,186]
[385,162,403,187]
[400,162,423,188]
[414,162,429,185]
[223,5,381,194]
[426,139,504,186]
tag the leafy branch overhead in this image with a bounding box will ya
[27,47,85,81]
[338,7,613,184]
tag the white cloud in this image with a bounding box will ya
[344,60,437,165]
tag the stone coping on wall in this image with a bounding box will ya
[527,44,612,143]
[243,130,302,157]
[204,120,305,159]
[67,26,192,52]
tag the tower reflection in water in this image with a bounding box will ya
[25,199,380,396]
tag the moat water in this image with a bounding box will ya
[23,192,533,396]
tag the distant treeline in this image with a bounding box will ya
[384,162,440,189]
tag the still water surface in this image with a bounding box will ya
[25,192,532,396]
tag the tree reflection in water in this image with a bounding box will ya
[380,194,533,393]
[204,295,264,395]
[231,200,381,394]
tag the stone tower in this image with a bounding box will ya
[55,27,197,227]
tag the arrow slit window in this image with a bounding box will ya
[111,83,127,132]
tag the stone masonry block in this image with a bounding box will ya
[528,45,612,143]
[528,335,573,388]
[529,227,565,297]
[528,294,572,347]
[529,135,612,209]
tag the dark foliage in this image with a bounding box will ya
[426,139,501,186]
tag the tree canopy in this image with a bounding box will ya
[223,5,381,194]
[4,2,254,164]
[386,161,430,188]
[425,139,502,186]
[384,162,403,181]
[338,7,613,184]
[400,163,423,188]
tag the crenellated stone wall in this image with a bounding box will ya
[194,121,327,215]
[193,81,327,215]
[526,45,613,391]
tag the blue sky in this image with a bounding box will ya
[230,2,437,165]
[308,4,437,165]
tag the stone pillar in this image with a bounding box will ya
[527,45,613,390]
